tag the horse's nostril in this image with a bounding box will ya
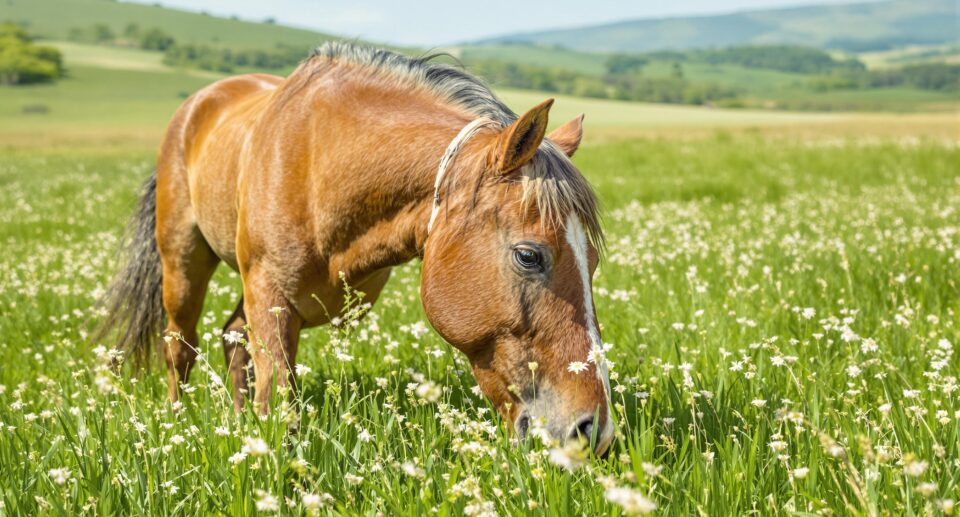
[515,413,531,438]
[570,416,595,443]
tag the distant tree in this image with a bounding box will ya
[140,27,175,51]
[124,23,141,39]
[902,63,960,91]
[0,22,30,42]
[463,57,735,105]
[92,23,115,43]
[0,23,64,85]
[645,50,687,61]
[163,43,235,72]
[695,45,865,74]
[860,63,960,91]
[67,27,85,41]
[605,54,647,75]
[671,62,684,79]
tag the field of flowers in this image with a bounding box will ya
[0,137,956,515]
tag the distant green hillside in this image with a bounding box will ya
[1,0,338,49]
[476,0,957,53]
[2,0,955,113]
[449,44,609,76]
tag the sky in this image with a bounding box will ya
[125,0,862,47]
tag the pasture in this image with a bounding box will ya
[1,34,958,516]
[0,133,957,514]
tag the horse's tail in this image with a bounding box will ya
[96,171,165,368]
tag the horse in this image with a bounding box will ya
[99,42,613,454]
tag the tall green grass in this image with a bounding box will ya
[0,138,957,515]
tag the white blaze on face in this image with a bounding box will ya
[564,214,614,445]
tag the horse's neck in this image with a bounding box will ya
[323,120,467,282]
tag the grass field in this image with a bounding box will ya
[1,18,959,514]
[0,135,957,515]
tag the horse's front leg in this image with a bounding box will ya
[242,269,303,415]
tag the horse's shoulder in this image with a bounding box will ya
[161,74,280,161]
[186,74,283,118]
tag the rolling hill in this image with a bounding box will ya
[475,0,958,53]
[2,0,956,119]
[1,0,341,49]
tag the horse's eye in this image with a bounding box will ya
[513,246,542,270]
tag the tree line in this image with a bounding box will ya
[605,45,866,75]
[603,44,957,94]
[466,59,738,105]
[810,63,960,92]
[68,23,176,51]
[65,23,303,73]
[161,43,305,73]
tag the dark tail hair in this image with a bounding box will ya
[96,171,164,368]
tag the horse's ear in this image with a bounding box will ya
[547,113,584,157]
[494,98,553,174]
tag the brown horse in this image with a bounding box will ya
[101,42,613,454]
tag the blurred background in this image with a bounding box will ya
[1,0,957,149]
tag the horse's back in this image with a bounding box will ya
[157,73,283,269]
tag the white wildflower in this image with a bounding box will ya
[548,441,588,472]
[223,330,244,344]
[229,451,248,465]
[48,468,71,485]
[255,490,279,512]
[242,436,270,457]
[415,381,442,403]
[903,457,928,477]
[641,463,663,477]
[605,485,656,515]
[769,440,787,452]
[357,428,373,442]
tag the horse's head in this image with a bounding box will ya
[421,99,613,455]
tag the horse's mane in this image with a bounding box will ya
[309,42,603,249]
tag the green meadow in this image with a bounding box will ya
[0,11,959,517]
[1,130,958,516]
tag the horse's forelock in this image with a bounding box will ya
[439,140,604,252]
[518,143,604,252]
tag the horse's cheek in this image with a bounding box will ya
[421,259,501,353]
